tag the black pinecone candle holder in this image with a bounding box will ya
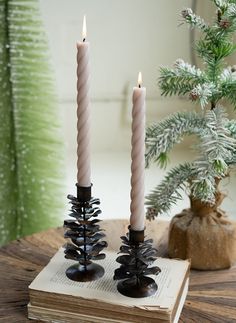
[114,226,161,298]
[64,184,107,282]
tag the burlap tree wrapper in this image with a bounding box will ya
[168,190,236,270]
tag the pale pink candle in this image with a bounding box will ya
[76,15,91,187]
[130,72,146,231]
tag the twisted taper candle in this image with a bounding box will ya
[130,76,146,231]
[76,40,91,187]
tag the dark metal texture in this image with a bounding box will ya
[76,184,92,202]
[114,228,161,298]
[117,276,157,298]
[128,225,145,244]
[66,262,105,282]
[64,184,107,282]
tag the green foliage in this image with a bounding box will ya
[0,0,64,245]
[146,163,193,219]
[146,0,236,218]
[191,107,236,203]
[181,9,209,32]
[159,60,207,97]
[219,68,236,108]
[145,111,205,168]
[227,119,236,138]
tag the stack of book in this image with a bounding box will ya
[28,248,190,323]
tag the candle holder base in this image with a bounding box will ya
[64,184,107,282]
[66,263,105,282]
[117,276,157,298]
[114,226,161,298]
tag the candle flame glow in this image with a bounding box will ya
[82,15,87,40]
[138,72,142,87]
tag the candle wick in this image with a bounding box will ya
[83,38,86,42]
[138,84,141,88]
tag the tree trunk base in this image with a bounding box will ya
[168,207,236,270]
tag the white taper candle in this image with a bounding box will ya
[130,72,146,231]
[76,15,91,187]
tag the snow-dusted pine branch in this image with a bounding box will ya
[181,8,209,32]
[146,163,193,219]
[220,68,236,108]
[145,111,205,168]
[159,59,207,97]
[191,107,236,203]
[190,83,218,108]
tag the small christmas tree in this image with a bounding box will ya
[145,0,236,269]
[0,0,64,245]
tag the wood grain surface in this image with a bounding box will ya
[0,219,236,323]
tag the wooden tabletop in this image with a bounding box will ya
[0,219,236,323]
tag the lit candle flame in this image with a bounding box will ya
[138,72,142,87]
[82,15,87,41]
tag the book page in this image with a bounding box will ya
[28,280,189,323]
[29,248,189,309]
[173,278,189,323]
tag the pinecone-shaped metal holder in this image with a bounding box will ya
[114,226,161,298]
[64,184,107,282]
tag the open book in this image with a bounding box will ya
[28,248,190,323]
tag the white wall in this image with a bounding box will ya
[39,0,193,154]
[40,0,192,98]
